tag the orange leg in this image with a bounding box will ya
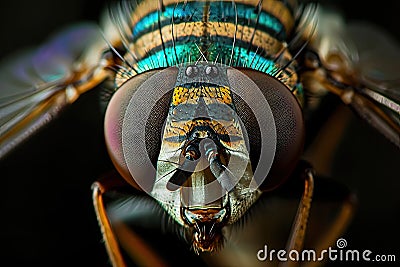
[92,172,168,267]
[280,162,356,267]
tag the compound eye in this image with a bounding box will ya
[227,69,305,191]
[104,68,178,190]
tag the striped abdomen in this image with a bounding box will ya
[114,0,300,96]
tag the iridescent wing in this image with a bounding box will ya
[303,5,400,147]
[346,22,400,103]
[0,22,110,159]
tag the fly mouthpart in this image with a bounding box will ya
[181,195,230,253]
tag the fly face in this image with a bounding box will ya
[107,60,308,255]
[95,62,285,258]
[152,63,262,252]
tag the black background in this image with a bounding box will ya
[0,1,399,266]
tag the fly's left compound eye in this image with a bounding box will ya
[104,68,178,191]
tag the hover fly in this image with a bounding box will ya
[0,0,399,267]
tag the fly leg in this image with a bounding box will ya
[92,171,167,267]
[279,161,357,267]
[300,50,400,148]
[278,161,314,267]
[92,171,129,267]
[283,162,314,264]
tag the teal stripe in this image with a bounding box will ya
[134,43,279,75]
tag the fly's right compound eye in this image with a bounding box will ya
[227,68,305,191]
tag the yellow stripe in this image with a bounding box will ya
[172,85,232,106]
[163,119,242,144]
[130,21,283,59]
[234,0,295,32]
[130,0,295,35]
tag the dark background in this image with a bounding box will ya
[0,1,399,266]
